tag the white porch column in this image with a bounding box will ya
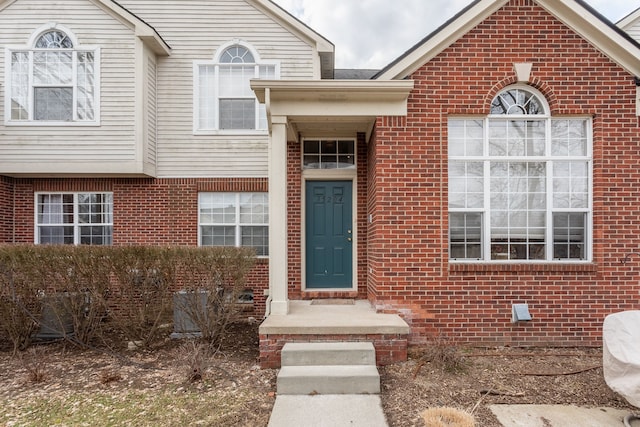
[268,115,289,315]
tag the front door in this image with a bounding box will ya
[305,181,353,289]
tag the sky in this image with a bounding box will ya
[271,0,640,69]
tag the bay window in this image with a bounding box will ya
[448,86,591,262]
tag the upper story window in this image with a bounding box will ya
[194,42,278,133]
[5,25,100,125]
[448,86,592,262]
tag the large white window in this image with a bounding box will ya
[194,43,277,133]
[6,25,99,125]
[36,193,113,245]
[448,86,592,262]
[199,192,268,256]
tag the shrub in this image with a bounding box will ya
[106,246,176,349]
[174,247,255,346]
[0,245,46,354]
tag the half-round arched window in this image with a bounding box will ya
[490,86,547,115]
[219,45,255,63]
[34,30,74,49]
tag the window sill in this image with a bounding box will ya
[449,262,598,273]
[5,120,100,127]
[193,129,268,137]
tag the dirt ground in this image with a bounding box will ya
[0,323,636,426]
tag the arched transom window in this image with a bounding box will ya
[448,85,592,262]
[6,26,99,124]
[195,43,278,132]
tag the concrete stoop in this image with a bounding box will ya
[276,342,381,395]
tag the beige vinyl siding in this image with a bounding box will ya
[120,0,319,178]
[0,0,139,174]
[624,21,640,43]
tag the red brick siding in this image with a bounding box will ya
[9,177,269,316]
[259,333,408,368]
[0,176,13,243]
[368,0,640,346]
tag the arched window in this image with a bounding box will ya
[448,85,592,262]
[6,25,99,123]
[195,43,278,132]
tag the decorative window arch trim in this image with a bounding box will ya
[213,40,262,63]
[27,23,79,49]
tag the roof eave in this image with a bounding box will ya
[376,0,640,81]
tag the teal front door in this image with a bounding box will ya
[305,181,353,289]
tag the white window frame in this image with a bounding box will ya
[5,23,100,126]
[34,192,113,245]
[193,41,278,135]
[198,192,269,257]
[448,85,593,263]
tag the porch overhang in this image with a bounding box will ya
[251,79,414,141]
[251,79,413,317]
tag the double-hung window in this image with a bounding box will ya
[448,86,591,262]
[195,44,277,132]
[36,193,113,245]
[6,26,99,124]
[199,192,269,256]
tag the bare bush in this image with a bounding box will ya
[414,332,467,376]
[0,245,45,354]
[19,347,49,383]
[174,247,255,346]
[106,246,175,349]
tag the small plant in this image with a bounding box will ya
[19,347,49,383]
[414,332,467,376]
[175,340,211,383]
[421,407,475,427]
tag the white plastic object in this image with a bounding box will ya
[603,310,640,408]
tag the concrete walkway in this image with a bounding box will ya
[490,405,639,426]
[268,395,388,427]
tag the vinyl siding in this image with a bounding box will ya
[119,0,319,178]
[624,20,640,43]
[145,50,157,169]
[0,0,141,174]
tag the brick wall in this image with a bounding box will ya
[368,0,640,347]
[0,176,13,243]
[9,177,269,316]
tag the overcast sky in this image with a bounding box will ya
[271,0,640,69]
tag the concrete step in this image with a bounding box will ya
[277,365,381,395]
[281,342,376,367]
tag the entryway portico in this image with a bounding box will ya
[251,80,414,316]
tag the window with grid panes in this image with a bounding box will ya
[448,86,591,262]
[199,192,269,256]
[195,44,276,132]
[7,28,98,124]
[36,193,112,245]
